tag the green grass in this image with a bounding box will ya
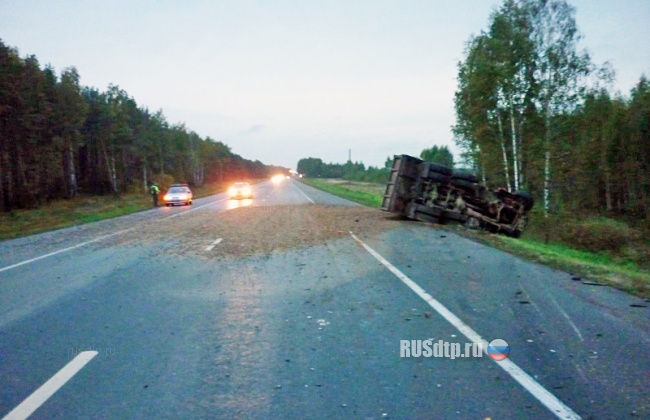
[0,181,244,240]
[300,177,650,299]
[482,234,650,298]
[300,178,384,208]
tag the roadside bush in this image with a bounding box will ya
[619,245,650,271]
[558,218,639,253]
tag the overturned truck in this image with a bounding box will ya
[381,155,534,237]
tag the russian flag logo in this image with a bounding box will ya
[488,339,510,361]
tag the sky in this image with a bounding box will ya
[1,0,649,170]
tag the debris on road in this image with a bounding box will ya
[110,204,396,260]
[581,281,607,286]
[381,155,534,237]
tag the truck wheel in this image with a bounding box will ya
[514,191,534,211]
[452,169,479,183]
[424,172,451,184]
[420,162,453,177]
[451,178,478,191]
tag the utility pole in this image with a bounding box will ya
[347,149,352,183]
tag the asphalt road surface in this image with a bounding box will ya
[1,179,648,419]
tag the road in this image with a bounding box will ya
[1,179,648,419]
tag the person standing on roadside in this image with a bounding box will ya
[150,182,160,207]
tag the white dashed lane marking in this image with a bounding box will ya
[3,351,98,420]
[205,238,223,251]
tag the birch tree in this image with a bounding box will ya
[523,0,591,217]
[488,0,536,192]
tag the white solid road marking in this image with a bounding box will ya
[205,238,223,251]
[349,232,581,420]
[290,181,315,204]
[0,229,134,274]
[3,351,98,420]
[0,197,229,273]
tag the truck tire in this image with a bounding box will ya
[451,178,478,191]
[514,191,534,211]
[451,169,479,183]
[424,172,451,184]
[420,162,453,177]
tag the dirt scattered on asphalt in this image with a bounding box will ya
[110,204,406,260]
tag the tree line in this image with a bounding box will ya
[454,0,650,220]
[296,158,369,179]
[297,145,454,183]
[0,40,284,212]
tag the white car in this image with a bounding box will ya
[228,182,253,199]
[163,185,193,206]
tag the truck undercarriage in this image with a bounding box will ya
[381,155,534,237]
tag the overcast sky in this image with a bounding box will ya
[2,0,649,169]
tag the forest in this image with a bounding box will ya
[0,40,284,212]
[453,0,650,223]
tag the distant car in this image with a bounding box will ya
[163,185,193,206]
[228,182,253,199]
[271,174,285,185]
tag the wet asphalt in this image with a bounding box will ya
[0,180,648,419]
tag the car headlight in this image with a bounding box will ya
[243,188,251,195]
[164,194,171,201]
[228,187,236,196]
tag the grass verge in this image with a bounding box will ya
[300,178,384,208]
[0,181,242,240]
[471,230,650,299]
[300,178,650,299]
